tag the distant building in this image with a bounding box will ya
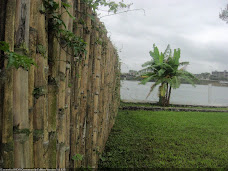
[211,70,228,80]
[194,72,211,80]
[128,70,137,76]
[136,68,153,76]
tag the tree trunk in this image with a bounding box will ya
[167,86,172,106]
[158,84,165,106]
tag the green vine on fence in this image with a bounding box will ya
[82,0,132,14]
[0,41,36,70]
[42,0,87,58]
[42,0,131,59]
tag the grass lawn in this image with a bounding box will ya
[99,110,228,168]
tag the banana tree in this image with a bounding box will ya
[141,44,197,106]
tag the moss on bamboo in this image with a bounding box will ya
[48,131,56,168]
[33,129,44,142]
[33,87,47,99]
[13,126,31,136]
[36,44,47,58]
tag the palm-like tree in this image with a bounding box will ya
[141,44,198,106]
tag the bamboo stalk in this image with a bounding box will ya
[85,25,96,167]
[56,0,71,168]
[72,0,84,168]
[1,0,121,168]
[0,0,9,168]
[65,0,74,167]
[46,0,61,168]
[70,1,85,168]
[28,0,40,168]
[97,35,107,153]
[91,22,102,168]
[33,0,48,168]
[2,0,17,168]
[80,6,92,168]
[14,0,31,167]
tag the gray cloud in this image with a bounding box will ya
[100,0,228,74]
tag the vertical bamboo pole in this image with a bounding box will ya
[108,47,114,133]
[103,41,112,143]
[80,5,92,167]
[69,0,77,167]
[65,0,74,167]
[91,21,102,168]
[70,0,85,168]
[56,0,70,168]
[47,0,61,168]
[69,4,77,167]
[0,0,7,168]
[85,23,96,167]
[2,0,16,168]
[13,0,31,168]
[28,0,40,168]
[97,35,107,153]
[33,0,48,168]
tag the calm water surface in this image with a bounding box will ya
[121,80,228,106]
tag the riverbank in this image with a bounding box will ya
[120,102,228,112]
[121,78,228,87]
[99,109,228,168]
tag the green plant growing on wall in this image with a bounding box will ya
[42,0,131,58]
[43,0,87,58]
[82,0,132,14]
[37,44,47,58]
[72,153,84,161]
[0,41,36,70]
[141,44,198,106]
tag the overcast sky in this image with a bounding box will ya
[99,0,228,74]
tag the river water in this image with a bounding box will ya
[120,80,228,106]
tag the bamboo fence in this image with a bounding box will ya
[0,0,120,169]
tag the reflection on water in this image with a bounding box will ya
[120,80,228,106]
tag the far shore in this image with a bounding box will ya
[121,79,228,87]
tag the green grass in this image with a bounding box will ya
[99,110,228,168]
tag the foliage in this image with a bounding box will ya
[219,4,228,23]
[37,44,47,58]
[99,110,228,168]
[33,87,46,99]
[82,0,132,14]
[72,153,84,161]
[42,0,130,58]
[140,44,197,106]
[43,0,87,57]
[0,41,36,70]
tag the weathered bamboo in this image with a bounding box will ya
[69,0,78,167]
[47,0,61,168]
[0,0,7,168]
[1,0,120,168]
[80,5,92,167]
[33,0,48,168]
[65,0,74,167]
[103,41,112,143]
[13,0,31,168]
[97,35,107,154]
[28,0,40,168]
[56,0,71,168]
[2,0,16,168]
[70,0,85,168]
[91,21,102,168]
[85,24,96,167]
